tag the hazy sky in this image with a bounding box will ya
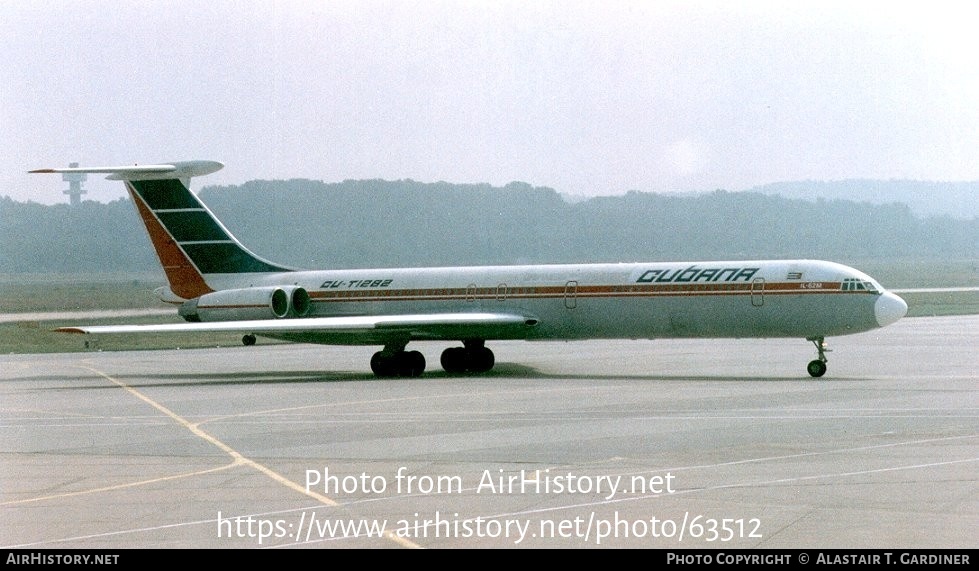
[4,0,979,204]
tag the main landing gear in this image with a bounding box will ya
[370,339,496,378]
[370,344,426,378]
[440,339,495,374]
[806,336,830,378]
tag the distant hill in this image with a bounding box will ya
[196,180,976,268]
[0,197,158,273]
[0,180,975,275]
[744,180,979,219]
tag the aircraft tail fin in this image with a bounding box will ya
[30,161,294,300]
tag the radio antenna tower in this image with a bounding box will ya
[63,162,87,205]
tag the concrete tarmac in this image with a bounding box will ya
[1,315,976,549]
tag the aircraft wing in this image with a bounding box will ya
[56,312,539,344]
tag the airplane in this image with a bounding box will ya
[31,160,908,378]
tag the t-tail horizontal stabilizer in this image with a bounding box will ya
[29,160,224,182]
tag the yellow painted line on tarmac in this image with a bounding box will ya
[77,365,421,549]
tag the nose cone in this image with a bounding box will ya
[875,291,908,327]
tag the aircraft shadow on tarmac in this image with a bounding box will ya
[37,362,870,390]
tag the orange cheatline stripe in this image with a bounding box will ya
[304,282,865,304]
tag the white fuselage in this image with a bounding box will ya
[200,259,904,345]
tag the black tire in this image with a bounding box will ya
[807,360,827,378]
[441,347,466,373]
[470,347,495,373]
[371,351,394,377]
[402,350,426,377]
[373,351,426,377]
[242,334,256,346]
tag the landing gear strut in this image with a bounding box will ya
[441,339,495,374]
[371,344,426,377]
[806,336,830,378]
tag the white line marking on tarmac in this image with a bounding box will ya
[0,461,240,508]
[25,364,421,549]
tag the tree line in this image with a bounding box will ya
[0,179,975,274]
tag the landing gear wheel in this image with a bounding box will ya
[470,347,495,373]
[371,350,426,378]
[806,336,831,378]
[807,359,827,378]
[440,342,495,374]
[370,351,393,376]
[440,347,467,373]
[242,334,256,346]
[402,350,426,377]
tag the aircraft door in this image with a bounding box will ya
[497,283,508,301]
[751,277,765,307]
[565,280,578,309]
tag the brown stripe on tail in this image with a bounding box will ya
[126,182,213,299]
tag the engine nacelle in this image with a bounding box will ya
[179,286,311,322]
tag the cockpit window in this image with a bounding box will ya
[841,278,880,294]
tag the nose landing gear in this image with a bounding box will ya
[806,336,830,378]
